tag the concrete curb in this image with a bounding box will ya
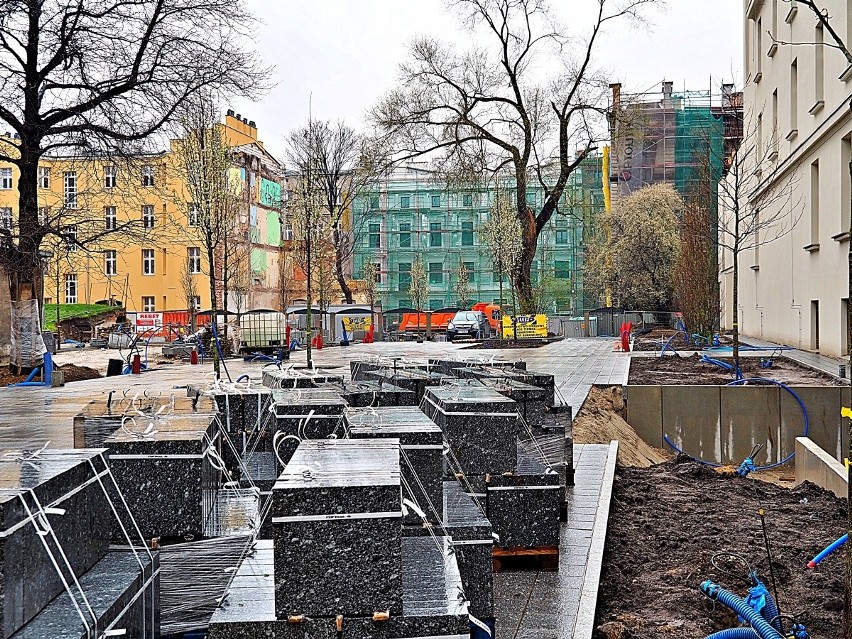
[573,439,619,639]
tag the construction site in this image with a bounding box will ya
[0,323,845,639]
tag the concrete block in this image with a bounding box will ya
[270,389,347,467]
[661,386,720,462]
[272,439,403,618]
[625,385,663,449]
[795,437,848,497]
[720,386,781,464]
[10,548,159,639]
[424,387,518,475]
[346,407,443,523]
[342,381,417,407]
[104,414,218,539]
[0,449,113,638]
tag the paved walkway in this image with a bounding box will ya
[741,336,847,379]
[493,442,618,639]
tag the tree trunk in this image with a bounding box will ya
[305,217,313,369]
[206,244,220,377]
[514,209,538,313]
[333,228,353,304]
[732,251,739,378]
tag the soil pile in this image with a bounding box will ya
[595,457,847,639]
[573,386,670,467]
[59,363,102,382]
[628,353,843,386]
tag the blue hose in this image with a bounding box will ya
[660,330,689,356]
[701,581,784,639]
[704,629,759,639]
[664,378,809,471]
[808,533,848,568]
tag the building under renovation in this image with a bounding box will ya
[351,161,603,314]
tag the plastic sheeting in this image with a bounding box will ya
[10,299,46,369]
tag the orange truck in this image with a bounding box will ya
[398,303,505,334]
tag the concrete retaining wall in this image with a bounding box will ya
[794,437,848,497]
[626,385,849,465]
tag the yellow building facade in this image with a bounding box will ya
[0,113,286,316]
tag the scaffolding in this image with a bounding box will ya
[352,160,602,314]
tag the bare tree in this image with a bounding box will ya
[455,261,473,309]
[361,260,380,338]
[482,187,522,336]
[371,0,658,312]
[179,258,199,332]
[717,108,801,374]
[175,97,242,376]
[287,120,389,304]
[409,258,429,335]
[0,0,267,322]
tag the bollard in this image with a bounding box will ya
[132,354,141,375]
[190,349,198,365]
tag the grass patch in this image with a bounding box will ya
[43,304,121,332]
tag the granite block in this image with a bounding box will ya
[210,538,469,639]
[346,407,443,523]
[480,379,548,431]
[428,357,522,377]
[424,387,518,475]
[443,480,494,619]
[262,368,344,390]
[458,367,555,407]
[10,547,159,639]
[487,472,560,548]
[272,439,403,617]
[209,388,274,437]
[342,381,418,408]
[74,395,216,448]
[103,414,218,540]
[270,389,347,466]
[364,369,450,402]
[0,449,113,638]
[350,358,429,382]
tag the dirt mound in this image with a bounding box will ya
[629,353,842,386]
[595,464,847,639]
[59,364,102,382]
[573,386,670,467]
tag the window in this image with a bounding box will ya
[104,165,117,189]
[771,89,778,147]
[0,208,11,230]
[813,25,824,107]
[105,206,117,230]
[373,263,382,283]
[461,221,474,246]
[142,248,155,275]
[369,195,380,209]
[400,195,410,209]
[429,299,443,310]
[38,167,49,189]
[64,274,77,304]
[142,296,155,312]
[188,247,201,274]
[398,262,411,292]
[142,205,155,229]
[141,165,154,187]
[429,222,442,247]
[757,113,763,157]
[431,194,441,208]
[64,171,77,208]
[64,225,77,252]
[525,191,535,206]
[463,261,475,283]
[555,260,570,279]
[428,262,443,284]
[462,193,473,207]
[399,222,411,248]
[809,160,820,246]
[190,295,202,311]
[492,269,502,283]
[38,207,49,225]
[755,18,762,79]
[789,58,798,134]
[555,229,569,245]
[843,136,851,233]
[104,250,117,276]
[188,203,199,227]
[368,223,381,248]
[0,168,11,190]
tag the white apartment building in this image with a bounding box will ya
[721,0,852,357]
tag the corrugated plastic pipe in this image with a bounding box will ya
[700,581,784,639]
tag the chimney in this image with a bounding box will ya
[235,113,241,121]
[609,83,622,110]
[662,80,673,108]
[249,120,256,129]
[242,117,248,125]
[227,108,235,117]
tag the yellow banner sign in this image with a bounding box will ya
[342,316,372,332]
[501,314,548,339]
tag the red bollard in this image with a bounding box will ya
[315,333,323,350]
[132,354,141,375]
[190,349,198,365]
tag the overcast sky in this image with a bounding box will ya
[232,1,743,159]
